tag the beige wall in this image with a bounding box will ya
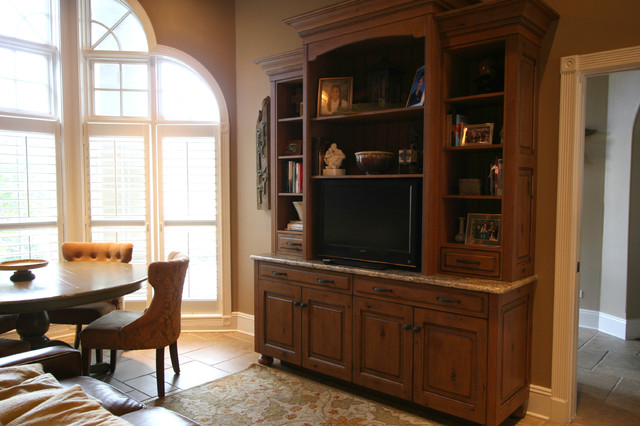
[137,0,640,390]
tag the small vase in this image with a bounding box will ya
[454,217,465,242]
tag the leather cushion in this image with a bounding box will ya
[0,338,30,357]
[121,407,199,425]
[59,376,146,416]
[48,302,116,325]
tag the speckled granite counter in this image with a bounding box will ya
[251,253,535,294]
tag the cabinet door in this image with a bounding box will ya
[413,308,487,424]
[353,297,413,400]
[301,288,352,381]
[256,279,301,364]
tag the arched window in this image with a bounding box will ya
[0,0,229,317]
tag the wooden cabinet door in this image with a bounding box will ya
[301,287,352,381]
[256,279,302,364]
[413,308,488,424]
[353,297,414,400]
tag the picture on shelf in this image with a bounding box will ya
[317,77,352,116]
[406,65,425,107]
[285,140,301,155]
[462,123,494,145]
[465,213,501,246]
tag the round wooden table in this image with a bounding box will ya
[0,261,148,349]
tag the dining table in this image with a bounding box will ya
[0,260,148,350]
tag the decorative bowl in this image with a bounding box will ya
[354,151,394,175]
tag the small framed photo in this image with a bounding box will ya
[285,140,301,155]
[465,213,501,246]
[317,77,353,116]
[462,123,494,145]
[406,65,425,107]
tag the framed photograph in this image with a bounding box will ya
[462,123,494,145]
[317,77,353,116]
[465,213,501,246]
[285,140,301,155]
[406,65,425,107]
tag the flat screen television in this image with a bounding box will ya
[315,178,422,270]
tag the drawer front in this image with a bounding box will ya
[259,263,351,291]
[277,232,303,254]
[440,248,500,278]
[354,277,488,318]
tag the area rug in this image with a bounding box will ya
[151,363,434,425]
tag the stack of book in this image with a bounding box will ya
[283,161,303,193]
[286,220,303,231]
[446,113,467,146]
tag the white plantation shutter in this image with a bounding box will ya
[159,126,218,304]
[0,130,59,261]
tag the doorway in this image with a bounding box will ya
[553,46,640,424]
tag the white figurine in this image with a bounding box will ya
[324,143,345,169]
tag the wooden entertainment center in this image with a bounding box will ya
[253,1,557,424]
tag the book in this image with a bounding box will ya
[453,113,467,147]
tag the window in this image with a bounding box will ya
[0,0,228,318]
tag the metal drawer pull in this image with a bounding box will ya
[271,271,287,276]
[293,301,301,306]
[316,278,334,284]
[455,259,481,266]
[413,326,422,332]
[372,287,393,293]
[436,296,461,304]
[300,302,308,308]
[286,242,302,246]
[403,324,412,331]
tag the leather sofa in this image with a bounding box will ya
[0,346,198,425]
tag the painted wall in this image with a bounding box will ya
[629,110,640,323]
[581,75,608,313]
[135,0,640,389]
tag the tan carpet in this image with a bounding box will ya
[151,363,435,425]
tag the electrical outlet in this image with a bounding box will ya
[579,290,584,298]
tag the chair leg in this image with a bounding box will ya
[156,347,165,398]
[95,349,103,363]
[109,349,117,373]
[81,347,91,376]
[169,341,180,374]
[74,324,82,349]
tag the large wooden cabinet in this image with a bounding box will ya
[254,1,556,425]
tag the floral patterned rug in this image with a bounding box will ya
[151,363,435,425]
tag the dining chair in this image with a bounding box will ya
[80,252,189,398]
[47,242,134,363]
[0,314,30,357]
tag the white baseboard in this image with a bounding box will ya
[578,308,638,339]
[181,312,254,335]
[527,384,553,421]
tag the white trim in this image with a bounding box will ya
[554,45,640,424]
[527,384,553,421]
[579,309,640,340]
[180,312,254,335]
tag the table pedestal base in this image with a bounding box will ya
[15,311,70,349]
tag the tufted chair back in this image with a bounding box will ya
[61,242,134,264]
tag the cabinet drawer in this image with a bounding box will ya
[440,248,500,278]
[355,277,488,318]
[277,232,303,254]
[259,263,351,291]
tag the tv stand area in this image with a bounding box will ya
[253,254,535,426]
[254,1,556,425]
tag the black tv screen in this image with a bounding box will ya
[315,178,421,269]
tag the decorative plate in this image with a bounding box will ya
[0,259,49,282]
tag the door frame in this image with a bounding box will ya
[553,45,640,423]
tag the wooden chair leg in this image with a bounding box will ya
[169,342,180,374]
[74,324,82,348]
[81,347,91,376]
[95,349,103,363]
[109,349,117,373]
[156,347,165,398]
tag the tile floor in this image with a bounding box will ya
[3,326,639,425]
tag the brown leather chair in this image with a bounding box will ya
[80,252,189,398]
[47,242,134,363]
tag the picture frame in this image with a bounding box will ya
[462,123,494,145]
[285,140,301,155]
[317,77,353,116]
[406,65,425,107]
[465,213,501,246]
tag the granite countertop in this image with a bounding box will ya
[251,253,536,294]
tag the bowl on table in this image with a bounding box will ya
[354,151,394,175]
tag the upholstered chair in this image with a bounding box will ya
[47,242,134,362]
[0,314,30,356]
[80,252,189,398]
